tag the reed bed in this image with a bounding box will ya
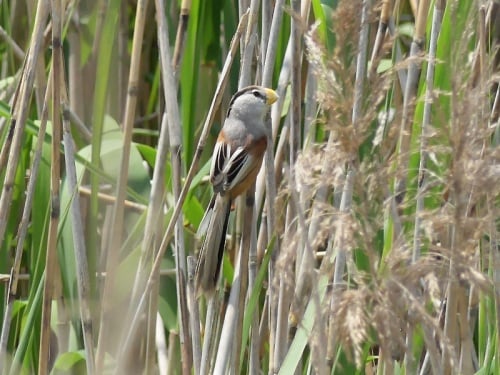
[0,0,499,374]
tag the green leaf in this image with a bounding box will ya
[376,58,393,73]
[183,194,205,229]
[135,143,172,191]
[52,350,86,371]
[158,295,178,332]
[279,275,329,374]
[397,23,415,38]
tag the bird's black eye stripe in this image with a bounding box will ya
[252,90,265,100]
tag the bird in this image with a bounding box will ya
[195,85,278,296]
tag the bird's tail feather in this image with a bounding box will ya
[195,195,231,296]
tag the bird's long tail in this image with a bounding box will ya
[195,195,231,296]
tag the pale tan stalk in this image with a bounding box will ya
[78,186,146,211]
[287,1,313,355]
[368,0,392,77]
[260,2,312,372]
[274,0,306,368]
[91,0,107,59]
[211,2,262,372]
[96,0,150,371]
[151,0,190,370]
[172,0,192,74]
[258,1,286,369]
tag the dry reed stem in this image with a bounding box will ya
[78,186,147,211]
[96,0,150,371]
[258,0,286,365]
[141,0,192,370]
[172,0,191,74]
[368,0,392,78]
[213,3,261,371]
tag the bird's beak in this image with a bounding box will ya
[264,88,278,105]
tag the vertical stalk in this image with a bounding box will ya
[412,0,441,257]
[39,1,63,373]
[96,0,149,371]
[407,1,444,371]
[213,194,254,373]
[213,1,261,372]
[61,92,96,373]
[154,0,191,371]
[187,257,201,375]
[172,0,192,74]
[394,0,430,204]
[259,1,285,369]
[369,0,392,77]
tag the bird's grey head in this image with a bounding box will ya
[227,86,278,120]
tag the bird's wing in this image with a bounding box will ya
[221,146,258,193]
[210,141,231,193]
[210,141,258,195]
[196,195,216,238]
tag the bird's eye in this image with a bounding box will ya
[252,90,265,99]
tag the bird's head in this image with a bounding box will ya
[227,85,278,120]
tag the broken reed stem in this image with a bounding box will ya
[172,0,191,75]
